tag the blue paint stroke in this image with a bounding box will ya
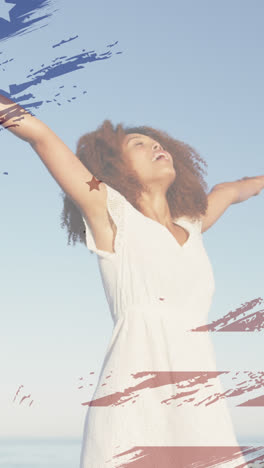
[0,57,14,66]
[0,0,58,43]
[107,40,118,48]
[52,35,79,48]
[0,40,122,132]
[0,55,14,71]
[4,44,120,98]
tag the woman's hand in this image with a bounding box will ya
[232,175,264,204]
[0,93,35,142]
[216,176,264,205]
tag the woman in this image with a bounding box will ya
[1,93,262,467]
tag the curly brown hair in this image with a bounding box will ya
[59,120,209,249]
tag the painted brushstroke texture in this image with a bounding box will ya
[0,0,57,43]
[13,384,34,407]
[108,445,264,468]
[0,40,122,128]
[0,1,122,128]
[52,34,79,48]
[15,370,264,409]
[79,370,264,408]
[191,298,264,332]
[0,56,14,70]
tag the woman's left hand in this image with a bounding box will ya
[232,175,264,203]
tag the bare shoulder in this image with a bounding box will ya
[79,180,108,223]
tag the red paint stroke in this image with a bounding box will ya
[109,445,264,468]
[227,371,264,406]
[82,371,228,407]
[77,373,98,390]
[238,394,264,407]
[82,370,264,408]
[19,393,31,404]
[13,384,34,406]
[190,297,264,332]
[13,384,23,402]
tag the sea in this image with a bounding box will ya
[0,438,82,468]
[0,437,263,467]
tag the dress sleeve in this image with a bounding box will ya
[81,183,126,259]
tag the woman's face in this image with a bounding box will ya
[121,133,176,187]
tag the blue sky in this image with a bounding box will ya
[0,0,263,443]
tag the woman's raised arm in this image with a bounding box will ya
[0,93,107,221]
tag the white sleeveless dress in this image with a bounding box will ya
[79,183,248,468]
